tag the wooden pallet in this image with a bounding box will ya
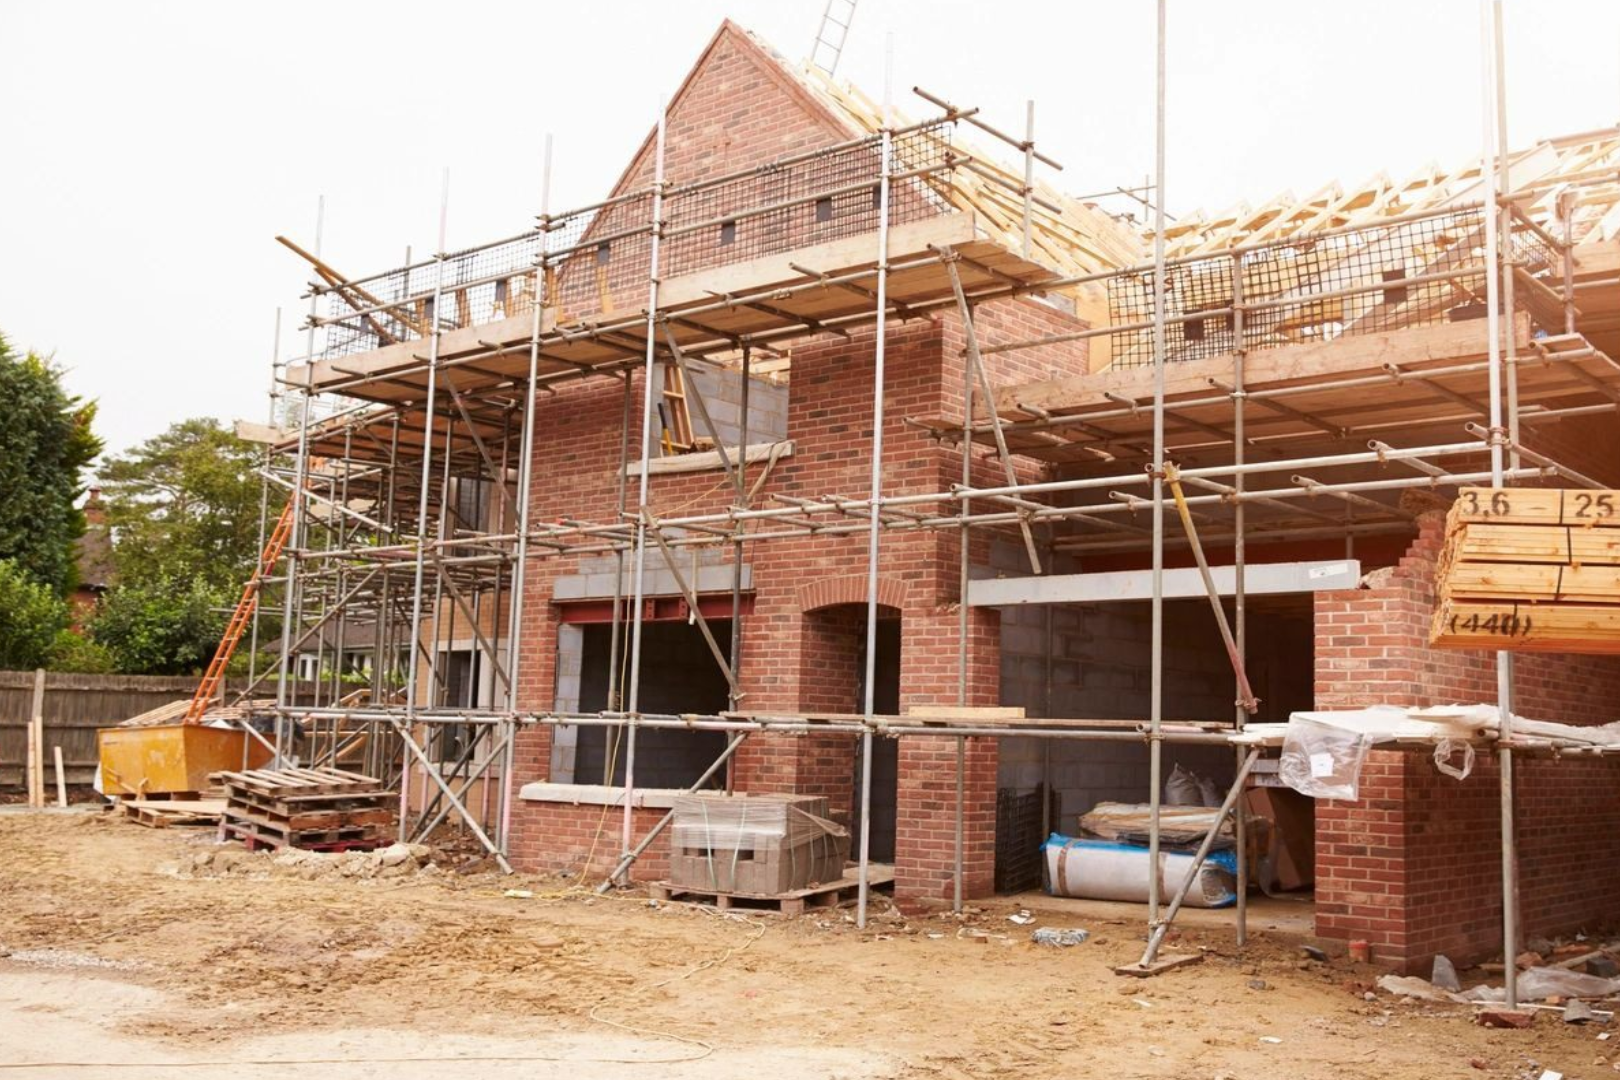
[220,786,390,819]
[212,766,382,796]
[128,789,223,802]
[225,802,393,834]
[122,799,226,828]
[222,820,381,854]
[212,766,391,851]
[220,818,382,851]
[647,864,895,916]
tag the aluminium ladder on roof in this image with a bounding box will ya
[810,0,859,78]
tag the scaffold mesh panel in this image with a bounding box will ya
[320,124,959,359]
[1104,207,1529,368]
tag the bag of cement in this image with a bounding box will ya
[1278,716,1371,800]
[1043,834,1237,908]
[1165,764,1205,806]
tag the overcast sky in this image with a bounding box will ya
[5,1,1619,472]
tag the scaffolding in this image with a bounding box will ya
[240,2,1620,1003]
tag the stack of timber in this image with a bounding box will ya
[1431,487,1620,653]
[213,767,392,852]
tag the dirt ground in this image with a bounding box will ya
[0,809,1607,1079]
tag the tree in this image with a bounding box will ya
[46,628,117,674]
[0,559,68,669]
[89,577,226,675]
[98,418,263,593]
[0,334,102,596]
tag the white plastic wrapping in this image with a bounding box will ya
[1460,966,1620,1002]
[1432,738,1476,780]
[1278,716,1374,800]
[1043,836,1237,908]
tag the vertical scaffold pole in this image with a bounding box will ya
[1146,0,1168,929]
[499,135,552,854]
[1481,0,1519,1012]
[276,197,324,769]
[857,37,895,931]
[1495,0,1519,475]
[728,344,750,725]
[620,105,667,875]
[1232,249,1249,947]
[955,250,974,916]
[247,308,282,697]
[401,171,451,842]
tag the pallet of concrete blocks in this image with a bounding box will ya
[1432,487,1620,653]
[666,792,851,898]
[211,766,394,852]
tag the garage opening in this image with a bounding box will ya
[995,593,1316,900]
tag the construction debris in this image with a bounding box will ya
[118,698,276,728]
[1433,954,1463,993]
[1563,999,1596,1024]
[1476,1009,1536,1029]
[1115,953,1204,978]
[1377,974,1454,1002]
[177,841,438,882]
[1590,956,1620,979]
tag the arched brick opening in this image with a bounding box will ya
[797,573,909,614]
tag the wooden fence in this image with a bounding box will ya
[0,671,316,788]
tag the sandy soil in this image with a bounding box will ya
[0,809,1608,1079]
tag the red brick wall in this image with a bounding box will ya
[507,801,670,882]
[504,18,1097,905]
[505,297,1089,899]
[1313,510,1620,971]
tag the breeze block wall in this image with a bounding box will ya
[1313,510,1620,972]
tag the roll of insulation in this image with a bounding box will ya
[1042,834,1237,908]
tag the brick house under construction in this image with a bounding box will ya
[270,19,1620,974]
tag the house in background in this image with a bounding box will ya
[70,486,114,630]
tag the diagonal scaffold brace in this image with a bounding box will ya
[1163,462,1259,715]
[1123,747,1262,975]
[598,730,751,891]
[390,716,514,874]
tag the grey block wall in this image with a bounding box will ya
[653,361,788,449]
[988,541,1314,834]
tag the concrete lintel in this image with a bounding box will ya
[518,782,684,810]
[969,558,1362,607]
[625,440,793,477]
[553,563,752,602]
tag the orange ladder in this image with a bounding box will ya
[184,499,295,722]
